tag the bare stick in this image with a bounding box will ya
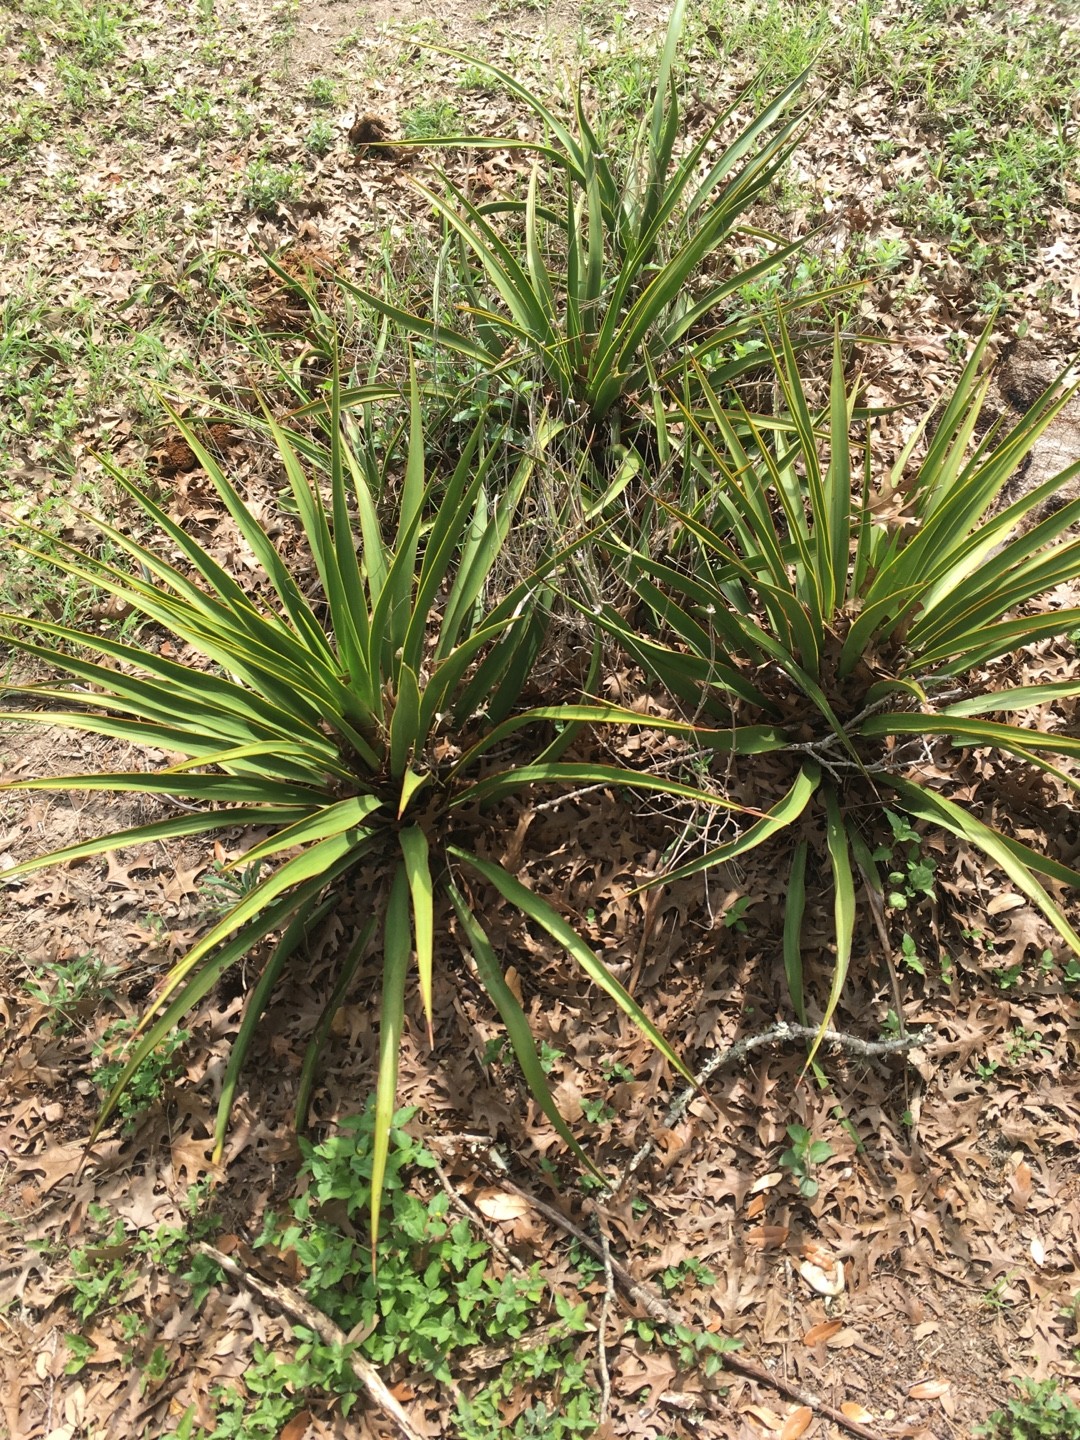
[497,1183,882,1440]
[616,1020,928,1193]
[593,1219,614,1424]
[194,1242,426,1440]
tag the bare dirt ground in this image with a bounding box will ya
[1,0,1079,1437]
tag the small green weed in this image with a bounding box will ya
[898,931,926,977]
[458,64,497,90]
[62,1192,223,1379]
[56,57,105,110]
[171,88,219,136]
[1004,1027,1050,1066]
[91,1017,190,1127]
[305,117,334,154]
[0,101,48,160]
[63,1332,97,1376]
[65,1,127,68]
[239,157,302,213]
[659,1256,716,1294]
[974,1054,1000,1081]
[198,858,267,913]
[23,952,117,1033]
[874,810,937,912]
[68,1209,135,1321]
[982,1272,1019,1313]
[304,75,337,106]
[976,1378,1080,1439]
[539,1041,565,1075]
[722,895,755,932]
[779,1124,833,1199]
[256,1103,596,1432]
[633,1319,739,1379]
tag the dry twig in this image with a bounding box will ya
[593,1218,614,1425]
[617,1020,927,1192]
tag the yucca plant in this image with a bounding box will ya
[335,0,816,433]
[596,318,1080,1059]
[0,372,754,1247]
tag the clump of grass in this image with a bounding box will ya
[400,99,464,139]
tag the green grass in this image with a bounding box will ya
[0,274,186,623]
[0,280,176,477]
[686,0,1079,304]
[400,98,465,139]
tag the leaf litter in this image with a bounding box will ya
[2,0,1080,1434]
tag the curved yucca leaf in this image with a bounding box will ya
[450,701,785,775]
[217,895,335,1159]
[942,682,1080,716]
[0,806,314,879]
[399,826,434,1042]
[0,769,324,808]
[236,796,385,867]
[637,765,820,890]
[448,884,598,1175]
[460,759,767,814]
[802,789,856,1073]
[93,865,351,1141]
[293,912,376,1140]
[450,847,693,1084]
[891,778,1080,954]
[861,712,1080,764]
[784,839,809,1025]
[371,863,411,1258]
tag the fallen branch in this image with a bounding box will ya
[497,1180,884,1440]
[617,1020,928,1192]
[593,1218,614,1425]
[194,1242,425,1440]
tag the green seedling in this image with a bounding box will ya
[1004,1027,1049,1065]
[304,75,336,106]
[198,858,266,913]
[874,810,937,911]
[23,952,117,1033]
[723,895,755,932]
[899,932,925,976]
[633,1319,740,1378]
[659,1256,716,1294]
[240,157,302,213]
[779,1123,834,1199]
[91,1017,189,1127]
[305,118,334,155]
[975,1377,1080,1439]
